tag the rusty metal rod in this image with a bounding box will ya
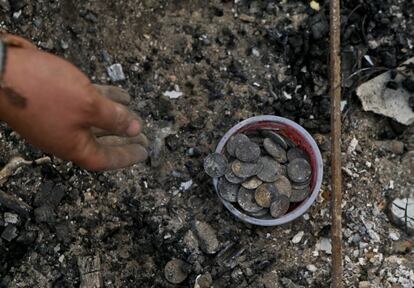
[329,0,343,287]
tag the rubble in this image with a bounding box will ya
[356,57,414,125]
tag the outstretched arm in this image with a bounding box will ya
[0,34,148,171]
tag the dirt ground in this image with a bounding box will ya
[0,0,414,287]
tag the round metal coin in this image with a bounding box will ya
[287,147,309,162]
[231,160,263,178]
[270,195,290,218]
[257,157,282,182]
[226,134,250,157]
[287,158,312,183]
[273,175,292,198]
[204,153,228,178]
[242,177,263,190]
[225,170,245,184]
[290,185,310,202]
[259,130,288,150]
[263,138,287,163]
[238,187,263,213]
[247,207,269,218]
[218,178,239,202]
[255,183,279,208]
[235,141,261,163]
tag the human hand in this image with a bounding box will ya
[0,36,148,171]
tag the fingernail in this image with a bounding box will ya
[126,120,140,136]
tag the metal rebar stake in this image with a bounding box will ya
[329,0,343,287]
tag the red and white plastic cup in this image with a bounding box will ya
[213,115,323,226]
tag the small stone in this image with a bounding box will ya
[1,225,18,242]
[291,231,304,244]
[270,195,290,218]
[389,197,414,235]
[204,153,228,178]
[317,238,332,254]
[238,187,263,213]
[226,134,250,157]
[257,157,282,182]
[239,14,255,23]
[0,0,10,12]
[107,64,126,82]
[231,160,263,178]
[287,158,312,184]
[218,178,239,202]
[193,221,219,254]
[242,177,263,190]
[388,231,400,241]
[307,264,317,273]
[164,259,188,284]
[194,273,213,288]
[310,0,320,11]
[235,141,261,162]
[255,183,278,208]
[374,140,405,155]
[163,90,183,99]
[179,180,193,191]
[358,281,371,288]
[4,212,19,224]
[263,138,287,163]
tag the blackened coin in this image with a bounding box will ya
[291,178,311,189]
[204,153,228,178]
[238,187,263,213]
[218,178,239,202]
[226,134,250,157]
[242,177,263,190]
[247,208,269,218]
[287,158,312,183]
[259,130,288,150]
[257,156,282,183]
[273,175,292,198]
[290,185,310,202]
[287,147,309,162]
[232,160,263,178]
[235,141,261,162]
[270,195,290,218]
[255,183,279,208]
[225,169,245,184]
[263,138,287,163]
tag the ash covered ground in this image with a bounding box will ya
[0,0,414,287]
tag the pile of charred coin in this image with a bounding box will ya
[204,129,312,219]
